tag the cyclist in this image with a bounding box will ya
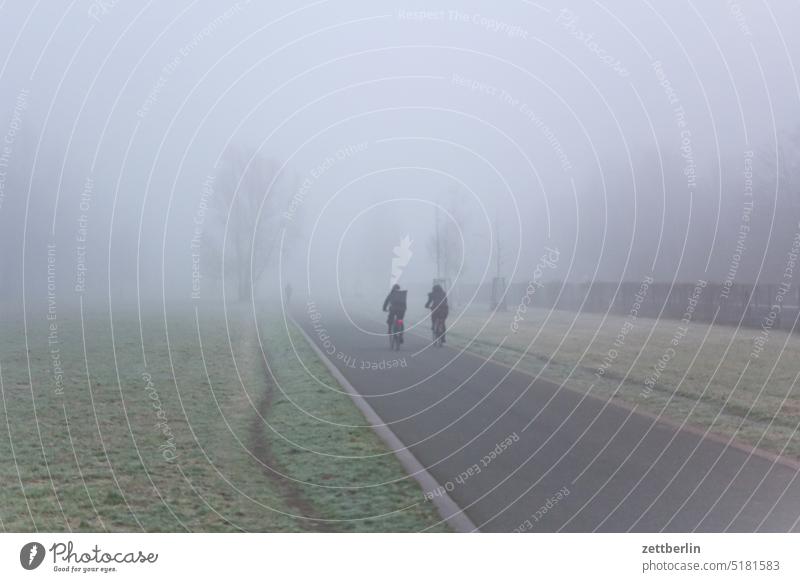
[425,284,448,344]
[382,284,407,342]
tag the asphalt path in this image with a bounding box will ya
[294,309,800,532]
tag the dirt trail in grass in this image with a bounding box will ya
[240,316,332,531]
[0,308,446,531]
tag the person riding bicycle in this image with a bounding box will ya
[425,284,449,344]
[382,284,407,342]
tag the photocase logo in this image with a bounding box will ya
[20,542,46,570]
[390,235,413,286]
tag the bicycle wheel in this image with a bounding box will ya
[433,318,444,346]
[388,319,398,350]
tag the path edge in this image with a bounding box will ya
[291,317,479,533]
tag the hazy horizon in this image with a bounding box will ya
[2,1,799,313]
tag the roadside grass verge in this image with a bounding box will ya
[447,306,800,459]
[259,316,449,532]
[0,306,447,532]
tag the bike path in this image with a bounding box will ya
[294,310,800,532]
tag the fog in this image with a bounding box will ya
[1,0,799,316]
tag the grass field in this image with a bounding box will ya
[446,305,800,460]
[0,305,447,532]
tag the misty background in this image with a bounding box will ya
[1,0,799,317]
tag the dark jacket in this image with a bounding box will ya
[425,288,448,318]
[383,289,407,312]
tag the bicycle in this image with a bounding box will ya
[389,314,404,351]
[432,316,445,347]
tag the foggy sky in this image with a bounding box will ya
[1,0,799,312]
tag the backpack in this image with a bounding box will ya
[391,289,407,308]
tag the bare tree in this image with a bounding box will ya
[757,125,800,210]
[427,190,468,301]
[207,146,289,302]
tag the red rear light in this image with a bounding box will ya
[397,320,403,325]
